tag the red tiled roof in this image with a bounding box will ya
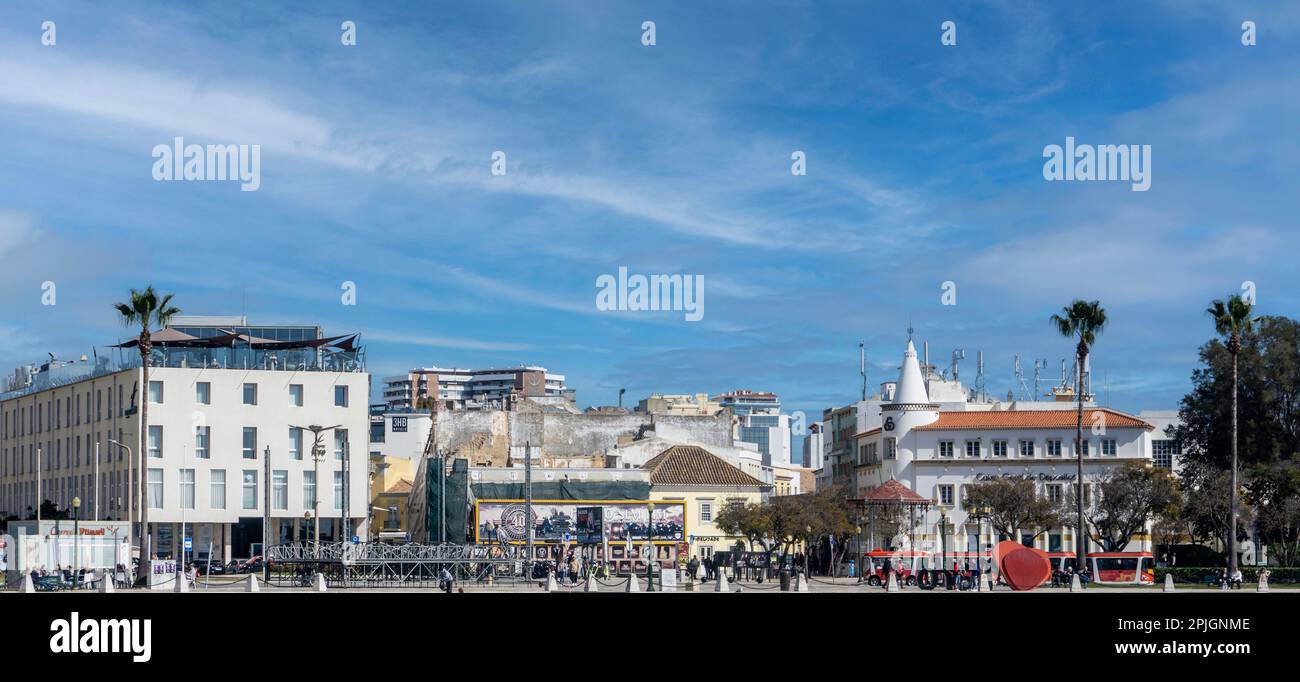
[644,445,769,488]
[861,479,929,503]
[911,409,1152,431]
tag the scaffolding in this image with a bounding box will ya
[266,541,536,587]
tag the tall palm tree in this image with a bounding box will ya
[1050,299,1107,573]
[1207,293,1257,576]
[113,287,180,583]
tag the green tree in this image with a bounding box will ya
[1050,299,1107,566]
[714,502,772,553]
[113,286,180,583]
[1083,462,1180,552]
[965,477,1064,542]
[1248,462,1300,566]
[1205,294,1260,576]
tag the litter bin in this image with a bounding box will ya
[779,569,792,591]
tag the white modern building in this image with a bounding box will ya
[0,327,370,563]
[715,390,793,468]
[381,365,568,410]
[851,336,1175,558]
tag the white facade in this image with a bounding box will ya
[370,411,432,460]
[853,338,1171,557]
[1,364,370,562]
[381,366,567,409]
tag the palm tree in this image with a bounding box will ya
[1050,300,1107,573]
[113,287,180,583]
[1207,293,1257,576]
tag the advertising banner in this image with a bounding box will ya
[475,500,686,545]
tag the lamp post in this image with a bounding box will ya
[854,525,863,582]
[645,502,656,592]
[72,497,81,588]
[108,439,137,569]
[294,424,343,557]
[969,504,991,591]
[937,503,948,585]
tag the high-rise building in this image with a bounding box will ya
[714,390,792,468]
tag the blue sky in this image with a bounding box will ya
[1,1,1297,463]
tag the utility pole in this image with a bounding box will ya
[342,437,350,544]
[263,445,271,584]
[294,424,342,557]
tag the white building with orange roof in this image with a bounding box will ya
[851,335,1173,561]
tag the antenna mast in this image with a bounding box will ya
[859,341,867,402]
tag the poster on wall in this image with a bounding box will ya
[475,500,686,545]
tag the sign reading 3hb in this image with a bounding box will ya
[392,416,407,432]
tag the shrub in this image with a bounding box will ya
[1154,567,1300,584]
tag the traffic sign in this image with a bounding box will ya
[183,537,192,551]
[352,535,360,544]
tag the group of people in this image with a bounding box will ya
[1050,565,1092,588]
[28,564,90,587]
[1217,567,1244,589]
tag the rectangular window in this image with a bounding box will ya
[334,429,348,460]
[992,440,1008,458]
[965,440,980,458]
[210,470,226,509]
[939,441,954,458]
[195,382,211,405]
[1073,483,1092,506]
[289,384,303,407]
[1102,439,1117,456]
[289,427,303,460]
[243,383,258,406]
[937,484,954,506]
[1152,439,1180,469]
[1047,439,1062,457]
[884,438,897,459]
[180,469,195,509]
[242,427,257,459]
[147,469,163,508]
[303,471,316,508]
[699,501,713,522]
[1047,484,1063,504]
[148,425,163,458]
[1019,440,1035,458]
[272,470,288,510]
[333,471,344,509]
[1079,440,1090,457]
[242,470,257,510]
[195,426,210,459]
[148,380,164,404]
[334,385,348,407]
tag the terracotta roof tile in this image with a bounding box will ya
[385,478,413,495]
[861,479,929,503]
[911,409,1152,431]
[644,445,769,488]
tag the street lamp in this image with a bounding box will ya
[293,424,343,555]
[854,525,863,583]
[935,501,948,587]
[968,504,992,591]
[645,502,656,592]
[107,439,138,574]
[72,497,81,588]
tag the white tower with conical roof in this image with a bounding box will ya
[879,332,940,484]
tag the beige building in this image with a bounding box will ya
[635,393,723,416]
[369,454,414,538]
[644,444,771,560]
